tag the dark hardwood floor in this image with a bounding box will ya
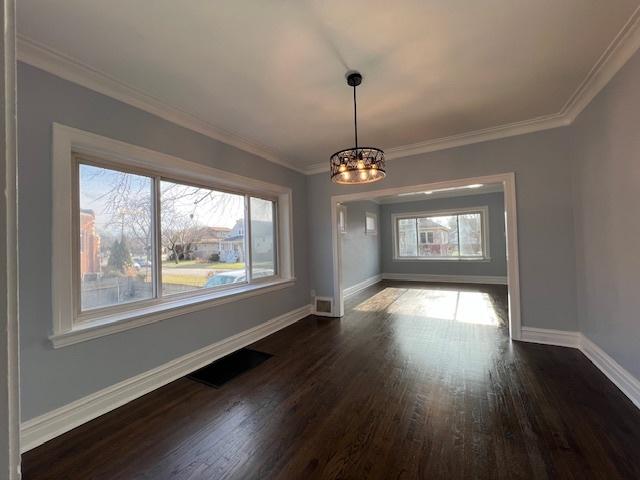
[23,281,640,479]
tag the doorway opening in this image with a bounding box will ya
[330,173,521,340]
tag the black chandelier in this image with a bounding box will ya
[330,72,386,184]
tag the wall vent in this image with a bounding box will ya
[314,297,333,315]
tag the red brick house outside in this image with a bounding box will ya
[80,209,101,278]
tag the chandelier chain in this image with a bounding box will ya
[353,84,358,150]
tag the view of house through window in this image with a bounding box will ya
[77,160,278,314]
[160,180,246,295]
[250,197,276,279]
[79,163,154,310]
[396,210,485,259]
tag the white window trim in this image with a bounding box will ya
[391,206,490,261]
[51,124,295,348]
[365,211,378,235]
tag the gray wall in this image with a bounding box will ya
[19,42,640,424]
[570,47,640,379]
[380,192,507,277]
[18,62,310,421]
[340,201,381,289]
[308,128,577,332]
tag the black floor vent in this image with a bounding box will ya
[187,348,273,388]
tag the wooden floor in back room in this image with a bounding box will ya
[22,281,640,479]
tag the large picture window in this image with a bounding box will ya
[393,207,489,260]
[52,123,294,347]
[76,159,280,316]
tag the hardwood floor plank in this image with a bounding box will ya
[22,281,640,479]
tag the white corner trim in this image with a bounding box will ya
[16,35,306,175]
[520,327,582,348]
[381,273,508,285]
[303,6,640,175]
[343,274,383,299]
[21,304,312,453]
[580,335,640,410]
[519,328,640,410]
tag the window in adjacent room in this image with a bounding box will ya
[365,212,378,235]
[393,207,489,260]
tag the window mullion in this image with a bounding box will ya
[272,200,279,276]
[415,218,419,257]
[456,214,460,258]
[153,176,163,298]
[245,195,253,284]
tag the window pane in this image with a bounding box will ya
[417,215,458,257]
[79,163,154,311]
[459,213,483,257]
[398,218,417,256]
[365,214,376,233]
[250,197,276,279]
[160,181,245,295]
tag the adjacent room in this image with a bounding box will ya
[336,182,510,333]
[1,1,640,478]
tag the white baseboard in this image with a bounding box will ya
[343,274,383,298]
[580,335,640,409]
[20,304,312,453]
[382,273,508,285]
[519,327,640,410]
[520,327,582,348]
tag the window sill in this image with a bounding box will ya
[392,257,491,262]
[50,278,296,348]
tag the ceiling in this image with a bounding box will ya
[17,1,640,173]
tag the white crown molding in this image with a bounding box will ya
[384,113,570,161]
[303,5,640,175]
[21,304,312,452]
[303,112,569,175]
[17,4,640,177]
[560,5,640,123]
[16,35,307,175]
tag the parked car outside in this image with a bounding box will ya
[204,269,272,288]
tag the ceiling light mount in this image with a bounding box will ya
[330,71,385,184]
[346,71,362,87]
